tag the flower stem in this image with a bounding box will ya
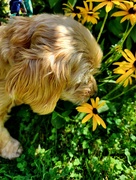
[107,84,136,101]
[102,83,122,100]
[102,22,135,64]
[97,12,108,43]
[121,22,135,46]
[102,71,135,101]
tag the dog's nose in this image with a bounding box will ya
[88,88,97,97]
[86,89,93,97]
[88,89,97,98]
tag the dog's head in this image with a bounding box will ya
[47,15,103,105]
[60,51,102,105]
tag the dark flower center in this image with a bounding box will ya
[133,60,136,68]
[89,10,93,16]
[128,7,136,14]
[74,7,80,13]
[93,108,98,114]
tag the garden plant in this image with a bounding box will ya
[0,0,136,179]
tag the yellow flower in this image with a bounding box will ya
[63,2,81,19]
[113,49,136,86]
[87,0,124,13]
[76,1,100,24]
[112,1,136,25]
[76,97,106,131]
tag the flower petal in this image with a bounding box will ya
[87,0,105,2]
[82,103,93,109]
[119,2,128,11]
[91,98,96,108]
[76,106,92,113]
[89,1,93,10]
[95,97,100,107]
[129,14,136,26]
[92,117,97,131]
[113,1,120,5]
[76,6,87,13]
[123,78,129,87]
[112,11,128,17]
[121,51,134,63]
[93,2,107,11]
[87,16,98,24]
[116,69,134,85]
[83,1,89,11]
[94,114,100,125]
[81,16,88,24]
[82,113,93,123]
[124,49,135,61]
[98,100,105,109]
[120,14,130,23]
[106,2,113,13]
[96,115,106,129]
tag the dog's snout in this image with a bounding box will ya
[87,89,92,95]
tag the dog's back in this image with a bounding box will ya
[0,14,102,79]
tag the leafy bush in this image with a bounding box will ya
[0,0,8,24]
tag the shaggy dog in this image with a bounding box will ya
[0,14,102,159]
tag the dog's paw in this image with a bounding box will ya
[0,138,23,159]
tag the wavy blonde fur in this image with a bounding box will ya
[0,14,102,159]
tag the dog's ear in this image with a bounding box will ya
[5,57,66,115]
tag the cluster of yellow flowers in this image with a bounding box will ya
[114,49,136,87]
[64,0,136,131]
[76,48,136,131]
[63,0,136,25]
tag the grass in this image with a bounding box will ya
[0,92,136,180]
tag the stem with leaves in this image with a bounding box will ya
[103,22,135,65]
[97,12,108,43]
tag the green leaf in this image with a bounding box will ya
[98,100,109,113]
[73,158,80,166]
[125,148,131,165]
[68,0,77,6]
[126,36,132,50]
[82,140,89,149]
[108,18,124,38]
[49,0,60,8]
[51,111,65,129]
[106,101,117,114]
[130,134,136,141]
[130,25,136,42]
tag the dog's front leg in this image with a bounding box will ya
[0,81,23,159]
[0,124,23,159]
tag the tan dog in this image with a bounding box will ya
[0,14,102,159]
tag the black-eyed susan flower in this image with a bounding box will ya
[76,97,106,131]
[87,0,124,13]
[113,49,136,87]
[76,1,100,24]
[63,2,81,19]
[112,1,136,25]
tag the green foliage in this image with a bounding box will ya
[32,0,66,14]
[0,0,8,23]
[1,94,136,179]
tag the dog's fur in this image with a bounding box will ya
[0,14,102,159]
